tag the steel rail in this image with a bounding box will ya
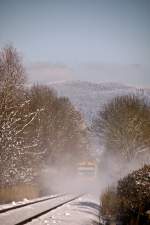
[0,194,83,225]
[0,193,65,214]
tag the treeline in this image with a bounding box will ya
[0,45,87,197]
[93,94,150,164]
[92,93,150,224]
[93,94,150,185]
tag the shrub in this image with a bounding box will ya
[100,165,150,224]
[0,183,39,203]
[100,186,119,220]
[117,164,150,224]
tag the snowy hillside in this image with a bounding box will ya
[49,81,149,124]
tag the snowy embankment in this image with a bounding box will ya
[28,194,100,225]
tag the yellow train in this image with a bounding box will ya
[77,160,97,178]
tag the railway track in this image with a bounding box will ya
[0,193,82,225]
[0,193,65,213]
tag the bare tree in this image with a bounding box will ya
[0,46,88,189]
[29,84,87,169]
[0,46,42,186]
[93,95,150,161]
[0,45,25,84]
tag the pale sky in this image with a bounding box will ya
[0,0,150,86]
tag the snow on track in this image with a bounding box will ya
[0,194,81,225]
[28,194,100,225]
[0,194,64,213]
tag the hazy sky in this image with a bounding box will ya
[0,0,150,86]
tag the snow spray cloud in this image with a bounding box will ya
[96,148,150,194]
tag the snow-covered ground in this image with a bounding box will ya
[28,194,100,225]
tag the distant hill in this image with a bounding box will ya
[49,81,149,124]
